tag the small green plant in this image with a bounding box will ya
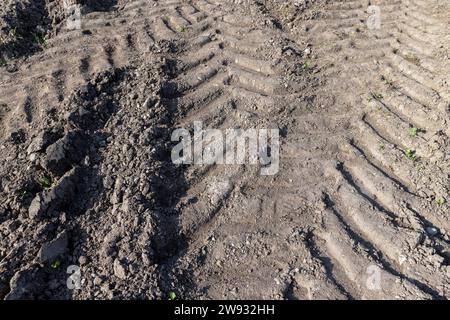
[41,175,52,189]
[302,59,312,70]
[405,149,417,162]
[168,291,177,300]
[369,92,383,102]
[34,33,48,46]
[51,260,61,269]
[9,27,18,37]
[19,190,28,200]
[176,25,187,33]
[0,58,6,67]
[379,143,385,151]
[436,198,446,206]
[410,127,418,137]
[381,75,393,87]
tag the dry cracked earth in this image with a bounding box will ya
[0,0,449,300]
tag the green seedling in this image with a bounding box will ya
[436,198,446,206]
[168,291,177,300]
[302,59,312,70]
[9,27,18,37]
[51,260,61,269]
[19,190,28,200]
[381,75,393,87]
[369,92,383,102]
[379,143,385,151]
[405,148,417,162]
[410,127,418,137]
[176,25,187,33]
[41,175,52,189]
[34,33,48,46]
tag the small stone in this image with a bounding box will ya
[113,259,127,279]
[78,255,88,265]
[103,176,114,189]
[29,153,37,162]
[426,227,439,236]
[93,276,103,286]
[110,191,121,205]
[29,194,45,219]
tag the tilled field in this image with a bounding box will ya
[0,0,449,300]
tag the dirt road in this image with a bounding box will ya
[0,0,449,299]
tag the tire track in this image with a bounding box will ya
[279,0,450,298]
[158,0,336,299]
[183,0,450,299]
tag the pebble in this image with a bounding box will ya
[78,255,88,265]
[94,276,103,286]
[426,227,439,236]
[113,259,127,279]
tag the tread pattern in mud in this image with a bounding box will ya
[271,0,450,299]
[0,0,449,300]
[171,0,450,299]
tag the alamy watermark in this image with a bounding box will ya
[171,121,280,176]
[66,265,81,290]
[64,0,82,30]
[367,5,381,30]
[366,265,382,291]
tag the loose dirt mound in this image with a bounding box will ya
[0,0,449,299]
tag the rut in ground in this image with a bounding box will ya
[168,0,450,299]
